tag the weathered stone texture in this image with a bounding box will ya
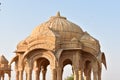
[9,12,107,80]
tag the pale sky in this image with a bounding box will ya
[0,0,120,80]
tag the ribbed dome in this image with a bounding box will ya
[16,12,101,56]
[0,55,8,64]
[31,12,83,41]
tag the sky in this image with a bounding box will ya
[0,0,120,80]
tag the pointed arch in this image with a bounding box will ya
[22,48,57,69]
[9,55,18,65]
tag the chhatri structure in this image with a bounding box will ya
[9,12,107,80]
[0,55,11,80]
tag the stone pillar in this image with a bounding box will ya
[51,68,57,80]
[93,62,98,80]
[19,70,23,80]
[84,66,91,80]
[57,67,62,80]
[74,69,79,80]
[73,69,84,80]
[15,70,19,80]
[27,69,32,80]
[78,69,83,80]
[38,69,41,80]
[33,67,41,80]
[93,71,97,80]
[84,75,87,80]
[8,73,11,80]
[84,69,87,80]
[1,75,4,80]
[73,51,82,80]
[84,70,91,80]
[34,69,39,80]
[42,69,47,80]
[33,60,40,80]
[98,68,101,80]
[87,68,91,80]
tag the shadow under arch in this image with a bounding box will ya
[62,59,73,80]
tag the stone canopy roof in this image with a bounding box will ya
[16,12,100,56]
[0,55,8,64]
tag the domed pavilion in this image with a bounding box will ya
[10,12,107,80]
[0,55,11,80]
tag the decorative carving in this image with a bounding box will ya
[9,12,106,80]
[0,55,11,80]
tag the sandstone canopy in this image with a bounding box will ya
[0,12,107,80]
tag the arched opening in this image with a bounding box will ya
[36,58,50,80]
[46,65,51,80]
[23,70,26,80]
[62,59,73,80]
[81,50,99,80]
[9,61,15,80]
[33,57,50,80]
[3,73,10,80]
[22,49,56,80]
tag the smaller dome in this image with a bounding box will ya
[0,55,9,64]
[80,32,100,55]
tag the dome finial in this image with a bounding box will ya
[50,11,66,19]
[56,11,60,17]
